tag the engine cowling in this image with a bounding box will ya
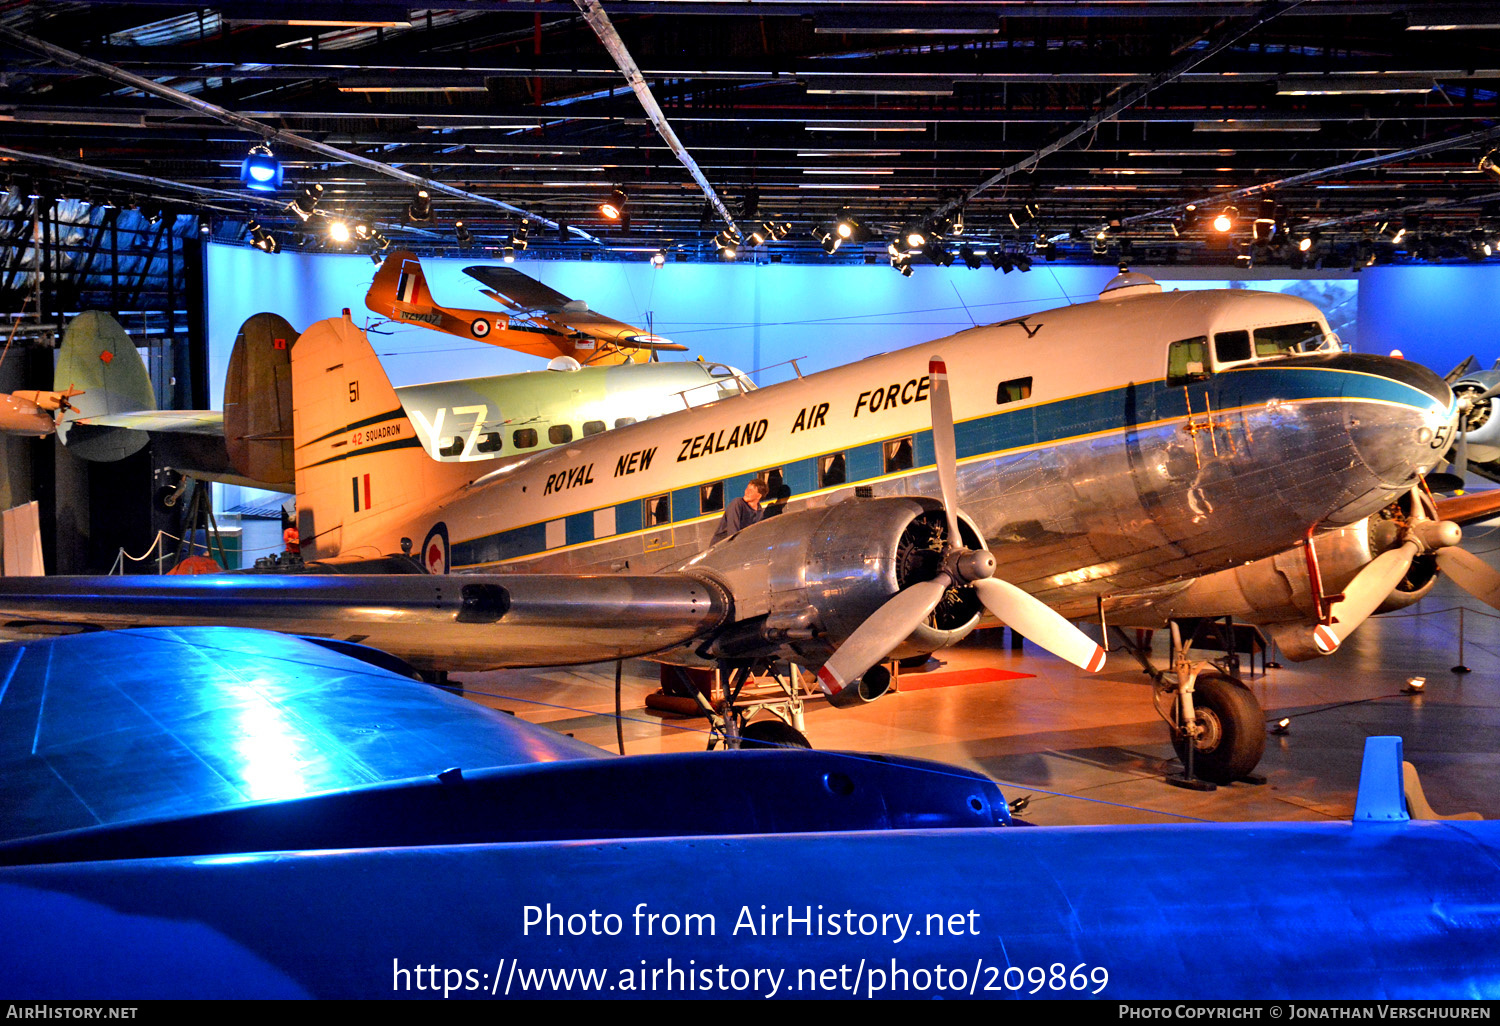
[680,496,983,680]
[1110,489,1440,660]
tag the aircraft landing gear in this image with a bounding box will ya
[1114,623,1267,788]
[688,662,815,751]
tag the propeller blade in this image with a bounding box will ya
[926,355,963,545]
[1479,380,1500,401]
[971,577,1107,672]
[1436,547,1500,610]
[1318,541,1419,651]
[816,577,951,698]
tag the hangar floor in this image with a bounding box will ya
[455,530,1500,828]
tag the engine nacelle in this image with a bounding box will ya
[680,497,982,672]
[1111,490,1439,660]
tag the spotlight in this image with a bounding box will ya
[1213,207,1236,233]
[928,244,954,267]
[1403,676,1426,694]
[1008,203,1038,229]
[1298,236,1313,252]
[950,209,965,236]
[1181,203,1199,230]
[514,220,529,251]
[1039,241,1058,261]
[905,227,928,249]
[599,189,627,220]
[248,221,279,253]
[1252,216,1276,244]
[835,216,858,240]
[740,186,760,220]
[651,250,666,268]
[503,246,515,263]
[557,220,570,244]
[455,220,473,245]
[770,221,791,240]
[1481,148,1500,181]
[197,214,212,235]
[1270,718,1291,736]
[406,188,433,223]
[145,206,163,225]
[354,222,372,241]
[290,184,323,221]
[988,250,1005,270]
[892,258,913,277]
[1016,254,1032,272]
[328,220,351,243]
[719,244,737,261]
[239,143,283,192]
[960,246,982,270]
[746,223,768,248]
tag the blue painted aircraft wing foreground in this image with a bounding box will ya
[0,628,1496,1000]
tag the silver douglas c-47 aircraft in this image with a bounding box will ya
[1,272,1489,784]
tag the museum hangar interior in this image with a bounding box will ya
[1,1,1499,999]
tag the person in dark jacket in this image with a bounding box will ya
[710,478,769,546]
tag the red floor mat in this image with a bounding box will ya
[896,667,1036,691]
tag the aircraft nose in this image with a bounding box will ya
[1332,353,1455,487]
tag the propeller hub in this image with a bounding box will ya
[952,548,996,584]
[1412,519,1461,552]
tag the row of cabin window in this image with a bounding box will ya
[639,436,937,529]
[443,378,1037,460]
[437,416,641,457]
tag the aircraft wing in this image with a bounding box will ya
[0,626,605,843]
[464,264,686,351]
[0,572,729,674]
[69,409,224,435]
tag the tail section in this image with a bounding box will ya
[366,250,437,320]
[292,311,464,562]
[54,311,156,461]
[224,313,300,490]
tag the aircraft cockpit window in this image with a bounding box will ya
[1214,330,1252,364]
[548,424,574,444]
[884,437,914,474]
[1254,321,1327,358]
[645,493,672,527]
[513,428,539,449]
[476,432,503,454]
[614,417,637,429]
[996,377,1033,404]
[1166,336,1210,385]
[439,437,464,457]
[582,420,606,437]
[820,452,847,488]
[700,481,725,514]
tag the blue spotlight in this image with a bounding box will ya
[240,145,283,192]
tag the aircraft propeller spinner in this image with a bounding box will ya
[1312,500,1500,654]
[816,356,1107,704]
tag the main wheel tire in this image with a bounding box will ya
[739,718,812,750]
[1171,672,1266,784]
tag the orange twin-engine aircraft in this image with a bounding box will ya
[364,251,686,366]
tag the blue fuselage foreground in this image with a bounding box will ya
[2,817,1496,998]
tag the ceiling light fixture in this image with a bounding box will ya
[239,143,283,192]
[600,189,627,221]
[408,188,433,223]
[289,183,323,222]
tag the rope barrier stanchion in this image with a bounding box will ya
[1453,606,1471,675]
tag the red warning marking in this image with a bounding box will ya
[99,350,114,364]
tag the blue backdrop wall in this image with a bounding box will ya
[204,245,1497,404]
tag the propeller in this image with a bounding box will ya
[1312,510,1500,653]
[816,356,1106,704]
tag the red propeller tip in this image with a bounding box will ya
[816,665,844,697]
[929,358,948,376]
[1086,645,1107,673]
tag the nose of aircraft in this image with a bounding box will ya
[1331,353,1455,488]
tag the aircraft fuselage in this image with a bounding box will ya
[333,285,1454,621]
